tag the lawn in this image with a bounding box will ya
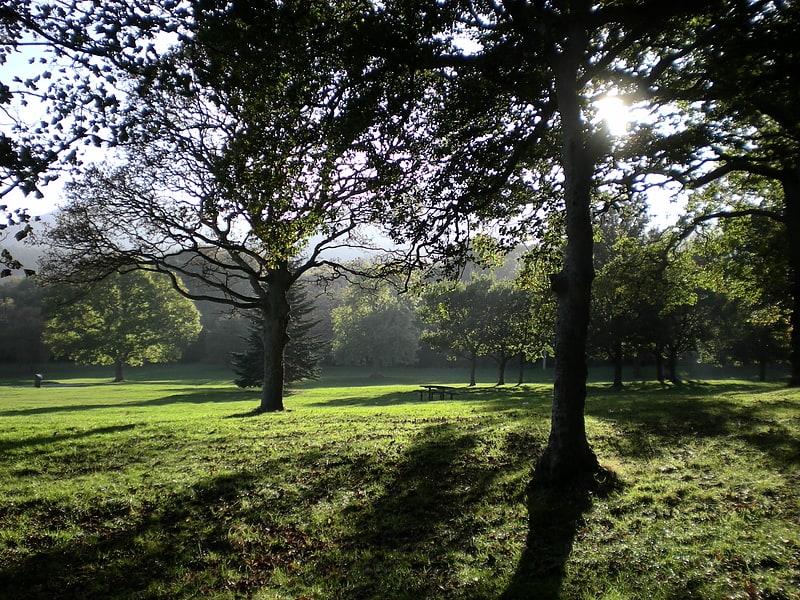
[0,365,798,599]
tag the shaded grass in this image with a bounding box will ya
[0,366,798,599]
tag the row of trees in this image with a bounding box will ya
[5,194,787,387]
[2,1,797,483]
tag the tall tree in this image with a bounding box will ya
[378,0,732,482]
[589,200,655,388]
[658,0,800,384]
[687,177,791,380]
[482,281,534,386]
[420,278,493,386]
[43,271,201,381]
[40,1,417,412]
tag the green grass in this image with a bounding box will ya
[1,366,798,599]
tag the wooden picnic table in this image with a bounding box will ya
[418,384,457,401]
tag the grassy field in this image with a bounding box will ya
[0,365,798,599]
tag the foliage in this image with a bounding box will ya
[0,279,48,364]
[0,366,798,598]
[686,177,791,375]
[331,280,419,372]
[419,278,492,365]
[37,1,421,410]
[43,271,201,380]
[420,276,542,385]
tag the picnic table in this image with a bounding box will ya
[417,384,457,401]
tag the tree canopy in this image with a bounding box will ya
[332,280,419,374]
[39,1,420,412]
[43,271,201,381]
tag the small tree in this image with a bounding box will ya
[44,271,201,381]
[419,278,491,386]
[480,281,535,386]
[232,281,321,388]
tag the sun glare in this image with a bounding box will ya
[594,95,630,137]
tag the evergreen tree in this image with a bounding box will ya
[231,282,321,388]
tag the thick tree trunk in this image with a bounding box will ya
[667,348,679,384]
[114,359,124,383]
[518,353,525,385]
[497,354,509,386]
[535,18,599,483]
[782,171,800,386]
[469,351,477,386]
[758,359,767,382]
[611,342,624,390]
[258,266,292,413]
[655,347,665,384]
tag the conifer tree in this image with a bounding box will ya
[231,282,321,388]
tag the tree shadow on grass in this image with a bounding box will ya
[0,423,139,454]
[0,388,256,417]
[325,421,511,598]
[0,414,560,599]
[304,384,553,413]
[501,469,621,599]
[586,385,800,470]
[0,468,336,600]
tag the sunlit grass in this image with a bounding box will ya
[1,365,798,599]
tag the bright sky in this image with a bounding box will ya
[3,49,687,230]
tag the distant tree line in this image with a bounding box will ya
[2,193,789,387]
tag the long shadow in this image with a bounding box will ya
[0,424,138,454]
[502,470,621,599]
[304,384,553,412]
[0,388,256,417]
[0,469,333,599]
[586,384,800,469]
[329,421,509,598]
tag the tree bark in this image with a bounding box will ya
[611,342,624,390]
[782,170,800,386]
[535,12,599,483]
[758,359,767,382]
[655,346,665,384]
[258,265,292,413]
[667,347,679,384]
[497,354,509,385]
[114,359,124,383]
[468,351,477,386]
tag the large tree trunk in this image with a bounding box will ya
[114,359,124,383]
[783,171,800,386]
[611,342,624,390]
[468,350,477,386]
[258,265,292,413]
[535,16,599,483]
[758,358,767,382]
[497,354,509,386]
[655,345,665,384]
[667,348,679,384]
